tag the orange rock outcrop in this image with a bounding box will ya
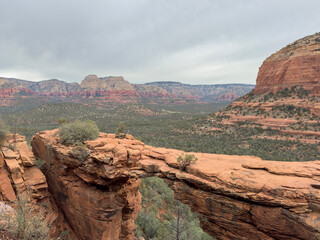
[31,130,320,240]
[254,32,320,95]
[0,134,73,239]
[31,131,142,240]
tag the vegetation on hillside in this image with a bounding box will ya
[0,101,228,142]
[237,86,314,103]
[0,97,319,239]
[1,99,319,160]
[0,118,8,145]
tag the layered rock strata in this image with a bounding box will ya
[254,32,320,95]
[0,133,73,239]
[211,95,320,144]
[32,130,320,240]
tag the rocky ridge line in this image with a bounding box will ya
[0,75,255,105]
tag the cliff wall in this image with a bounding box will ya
[254,32,320,95]
[0,134,73,239]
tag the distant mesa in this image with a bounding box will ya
[80,75,134,91]
[0,75,254,105]
[254,32,320,95]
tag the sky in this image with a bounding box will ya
[0,0,319,85]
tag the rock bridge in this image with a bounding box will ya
[30,130,320,240]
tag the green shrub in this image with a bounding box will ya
[116,121,126,135]
[57,117,67,125]
[71,143,90,162]
[0,118,8,146]
[177,153,198,170]
[59,120,99,145]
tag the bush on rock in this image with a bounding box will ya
[59,120,99,145]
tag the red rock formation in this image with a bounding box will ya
[80,75,134,91]
[254,32,320,95]
[0,88,34,106]
[32,130,320,240]
[205,33,320,143]
[0,75,254,106]
[31,131,142,240]
[0,88,33,98]
[0,133,74,239]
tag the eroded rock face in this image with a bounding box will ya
[0,134,48,202]
[0,133,73,239]
[254,32,320,95]
[32,130,320,240]
[31,131,142,240]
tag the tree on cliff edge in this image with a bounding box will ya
[177,153,198,171]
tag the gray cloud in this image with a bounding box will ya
[0,0,319,84]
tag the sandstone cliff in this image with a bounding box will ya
[31,129,320,240]
[254,32,320,95]
[31,131,142,240]
[0,133,73,239]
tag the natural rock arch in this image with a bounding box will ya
[31,130,320,240]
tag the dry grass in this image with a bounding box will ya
[0,196,49,240]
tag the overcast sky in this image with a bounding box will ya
[0,0,319,85]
